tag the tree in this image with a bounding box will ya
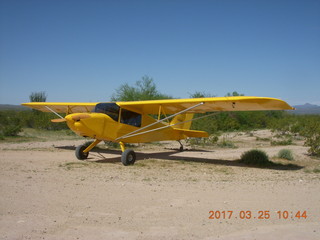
[26,91,65,130]
[29,91,47,102]
[225,91,244,97]
[189,91,216,98]
[111,76,171,101]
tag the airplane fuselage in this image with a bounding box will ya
[65,111,194,143]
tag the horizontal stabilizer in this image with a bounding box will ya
[174,128,209,138]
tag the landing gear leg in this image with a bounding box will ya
[75,139,101,160]
[119,141,136,166]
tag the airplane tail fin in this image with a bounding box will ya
[170,113,194,130]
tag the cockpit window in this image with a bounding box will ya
[121,109,142,127]
[94,103,119,121]
[94,103,141,127]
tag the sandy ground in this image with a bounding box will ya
[1,130,320,240]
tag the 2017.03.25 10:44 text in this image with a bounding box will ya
[208,210,307,220]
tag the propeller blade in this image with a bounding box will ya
[71,114,91,121]
[51,118,67,123]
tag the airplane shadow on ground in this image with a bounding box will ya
[55,146,303,171]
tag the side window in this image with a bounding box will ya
[121,109,142,127]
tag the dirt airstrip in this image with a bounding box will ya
[0,130,320,239]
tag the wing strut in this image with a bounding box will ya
[115,102,204,141]
[45,106,64,119]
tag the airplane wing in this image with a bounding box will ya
[22,97,294,115]
[117,96,294,114]
[21,102,97,113]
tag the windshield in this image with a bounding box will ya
[94,103,119,121]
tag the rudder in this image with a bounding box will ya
[170,113,194,130]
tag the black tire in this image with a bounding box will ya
[121,149,136,166]
[75,145,89,160]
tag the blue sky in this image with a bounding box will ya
[0,0,319,105]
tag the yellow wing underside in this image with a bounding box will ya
[22,96,294,114]
[21,102,97,113]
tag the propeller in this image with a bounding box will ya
[51,113,91,123]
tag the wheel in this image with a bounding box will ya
[75,145,89,160]
[121,149,136,166]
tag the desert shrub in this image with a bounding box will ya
[267,113,297,135]
[313,168,320,173]
[305,135,320,157]
[271,138,293,146]
[0,111,22,137]
[1,125,22,137]
[256,136,270,141]
[305,136,320,157]
[19,110,68,130]
[299,116,320,157]
[240,149,271,166]
[187,134,219,147]
[208,134,219,144]
[0,110,68,133]
[268,114,320,157]
[277,149,294,160]
[217,138,237,148]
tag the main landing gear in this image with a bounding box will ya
[119,142,136,166]
[75,140,136,166]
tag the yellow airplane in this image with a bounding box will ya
[22,96,294,165]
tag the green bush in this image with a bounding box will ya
[301,117,320,157]
[277,149,294,160]
[0,111,22,137]
[240,149,271,167]
[305,135,320,157]
[1,125,22,137]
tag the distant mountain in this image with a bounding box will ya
[0,104,29,111]
[292,103,320,115]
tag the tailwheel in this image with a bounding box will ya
[178,140,184,152]
[121,149,136,166]
[75,145,89,160]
